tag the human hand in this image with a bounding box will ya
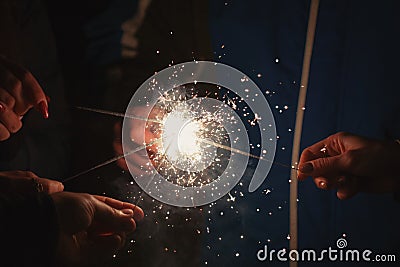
[0,170,64,195]
[113,106,162,175]
[52,192,144,266]
[298,132,400,199]
[0,56,48,141]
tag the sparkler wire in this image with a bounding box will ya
[76,106,161,123]
[67,106,298,185]
[62,139,160,183]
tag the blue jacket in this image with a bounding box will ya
[203,1,400,266]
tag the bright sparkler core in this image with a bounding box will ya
[178,120,201,156]
[160,103,217,173]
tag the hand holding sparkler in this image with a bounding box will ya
[52,192,144,266]
[298,132,400,199]
[0,56,49,141]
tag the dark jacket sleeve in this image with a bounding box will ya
[0,192,59,267]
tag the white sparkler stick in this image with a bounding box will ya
[289,1,320,266]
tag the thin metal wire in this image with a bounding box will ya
[75,105,299,171]
[68,105,304,220]
[62,139,160,183]
[62,146,144,183]
[76,106,161,123]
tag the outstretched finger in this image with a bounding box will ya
[298,138,333,181]
[93,195,144,222]
[92,200,137,235]
[298,149,320,180]
[298,154,345,180]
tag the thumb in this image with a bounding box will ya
[298,154,343,177]
[36,177,64,194]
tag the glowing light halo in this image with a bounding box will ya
[122,61,277,207]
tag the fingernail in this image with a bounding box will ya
[0,103,4,112]
[121,209,134,216]
[37,101,49,119]
[318,181,327,190]
[299,162,313,173]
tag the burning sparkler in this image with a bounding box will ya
[121,61,277,207]
[60,61,279,209]
[63,61,278,207]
